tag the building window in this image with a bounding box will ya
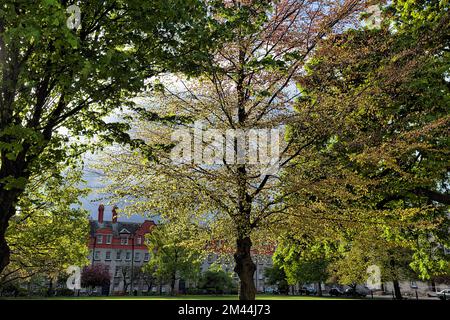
[135,252,140,261]
[94,251,100,260]
[144,253,150,261]
[116,250,121,260]
[106,235,112,244]
[136,237,142,245]
[97,235,103,244]
[411,281,418,289]
[121,238,129,245]
[105,251,111,261]
[126,251,131,261]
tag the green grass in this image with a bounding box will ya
[7,294,356,300]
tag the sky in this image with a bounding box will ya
[79,153,146,223]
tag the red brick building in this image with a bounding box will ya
[88,204,156,294]
[88,204,275,294]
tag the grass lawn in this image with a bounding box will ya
[11,294,357,300]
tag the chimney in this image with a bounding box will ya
[112,206,118,223]
[98,204,104,223]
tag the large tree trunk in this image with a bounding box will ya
[234,236,256,300]
[0,224,10,274]
[0,191,19,273]
[0,155,30,274]
[393,279,402,300]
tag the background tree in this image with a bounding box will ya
[264,264,289,295]
[137,264,158,295]
[81,264,110,293]
[327,227,419,299]
[118,265,143,294]
[0,165,89,291]
[198,265,234,294]
[0,0,213,273]
[273,236,333,296]
[282,0,450,291]
[100,0,370,300]
[145,222,202,295]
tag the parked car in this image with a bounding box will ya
[437,289,450,300]
[344,288,367,298]
[328,288,344,296]
[299,287,316,295]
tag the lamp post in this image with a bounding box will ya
[119,231,134,295]
[91,234,97,266]
[130,235,135,296]
[255,256,258,293]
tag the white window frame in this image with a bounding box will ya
[144,253,150,261]
[116,250,121,260]
[105,251,111,261]
[106,234,112,244]
[97,235,103,244]
[121,238,129,245]
[94,251,100,260]
[136,237,142,245]
[125,251,131,261]
[135,252,140,261]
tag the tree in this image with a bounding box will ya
[326,226,420,300]
[264,264,289,295]
[273,236,333,296]
[81,264,110,292]
[198,265,234,294]
[100,0,370,300]
[0,0,213,273]
[0,166,89,291]
[117,265,142,295]
[137,264,158,294]
[145,223,202,295]
[282,0,450,290]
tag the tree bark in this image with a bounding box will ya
[317,282,322,296]
[0,225,10,274]
[393,279,402,300]
[47,278,53,297]
[170,272,176,296]
[0,150,31,274]
[0,189,19,273]
[234,236,256,300]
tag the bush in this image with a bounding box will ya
[81,264,110,288]
[185,287,201,295]
[198,268,234,294]
[56,288,76,296]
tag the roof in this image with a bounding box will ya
[89,220,155,237]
